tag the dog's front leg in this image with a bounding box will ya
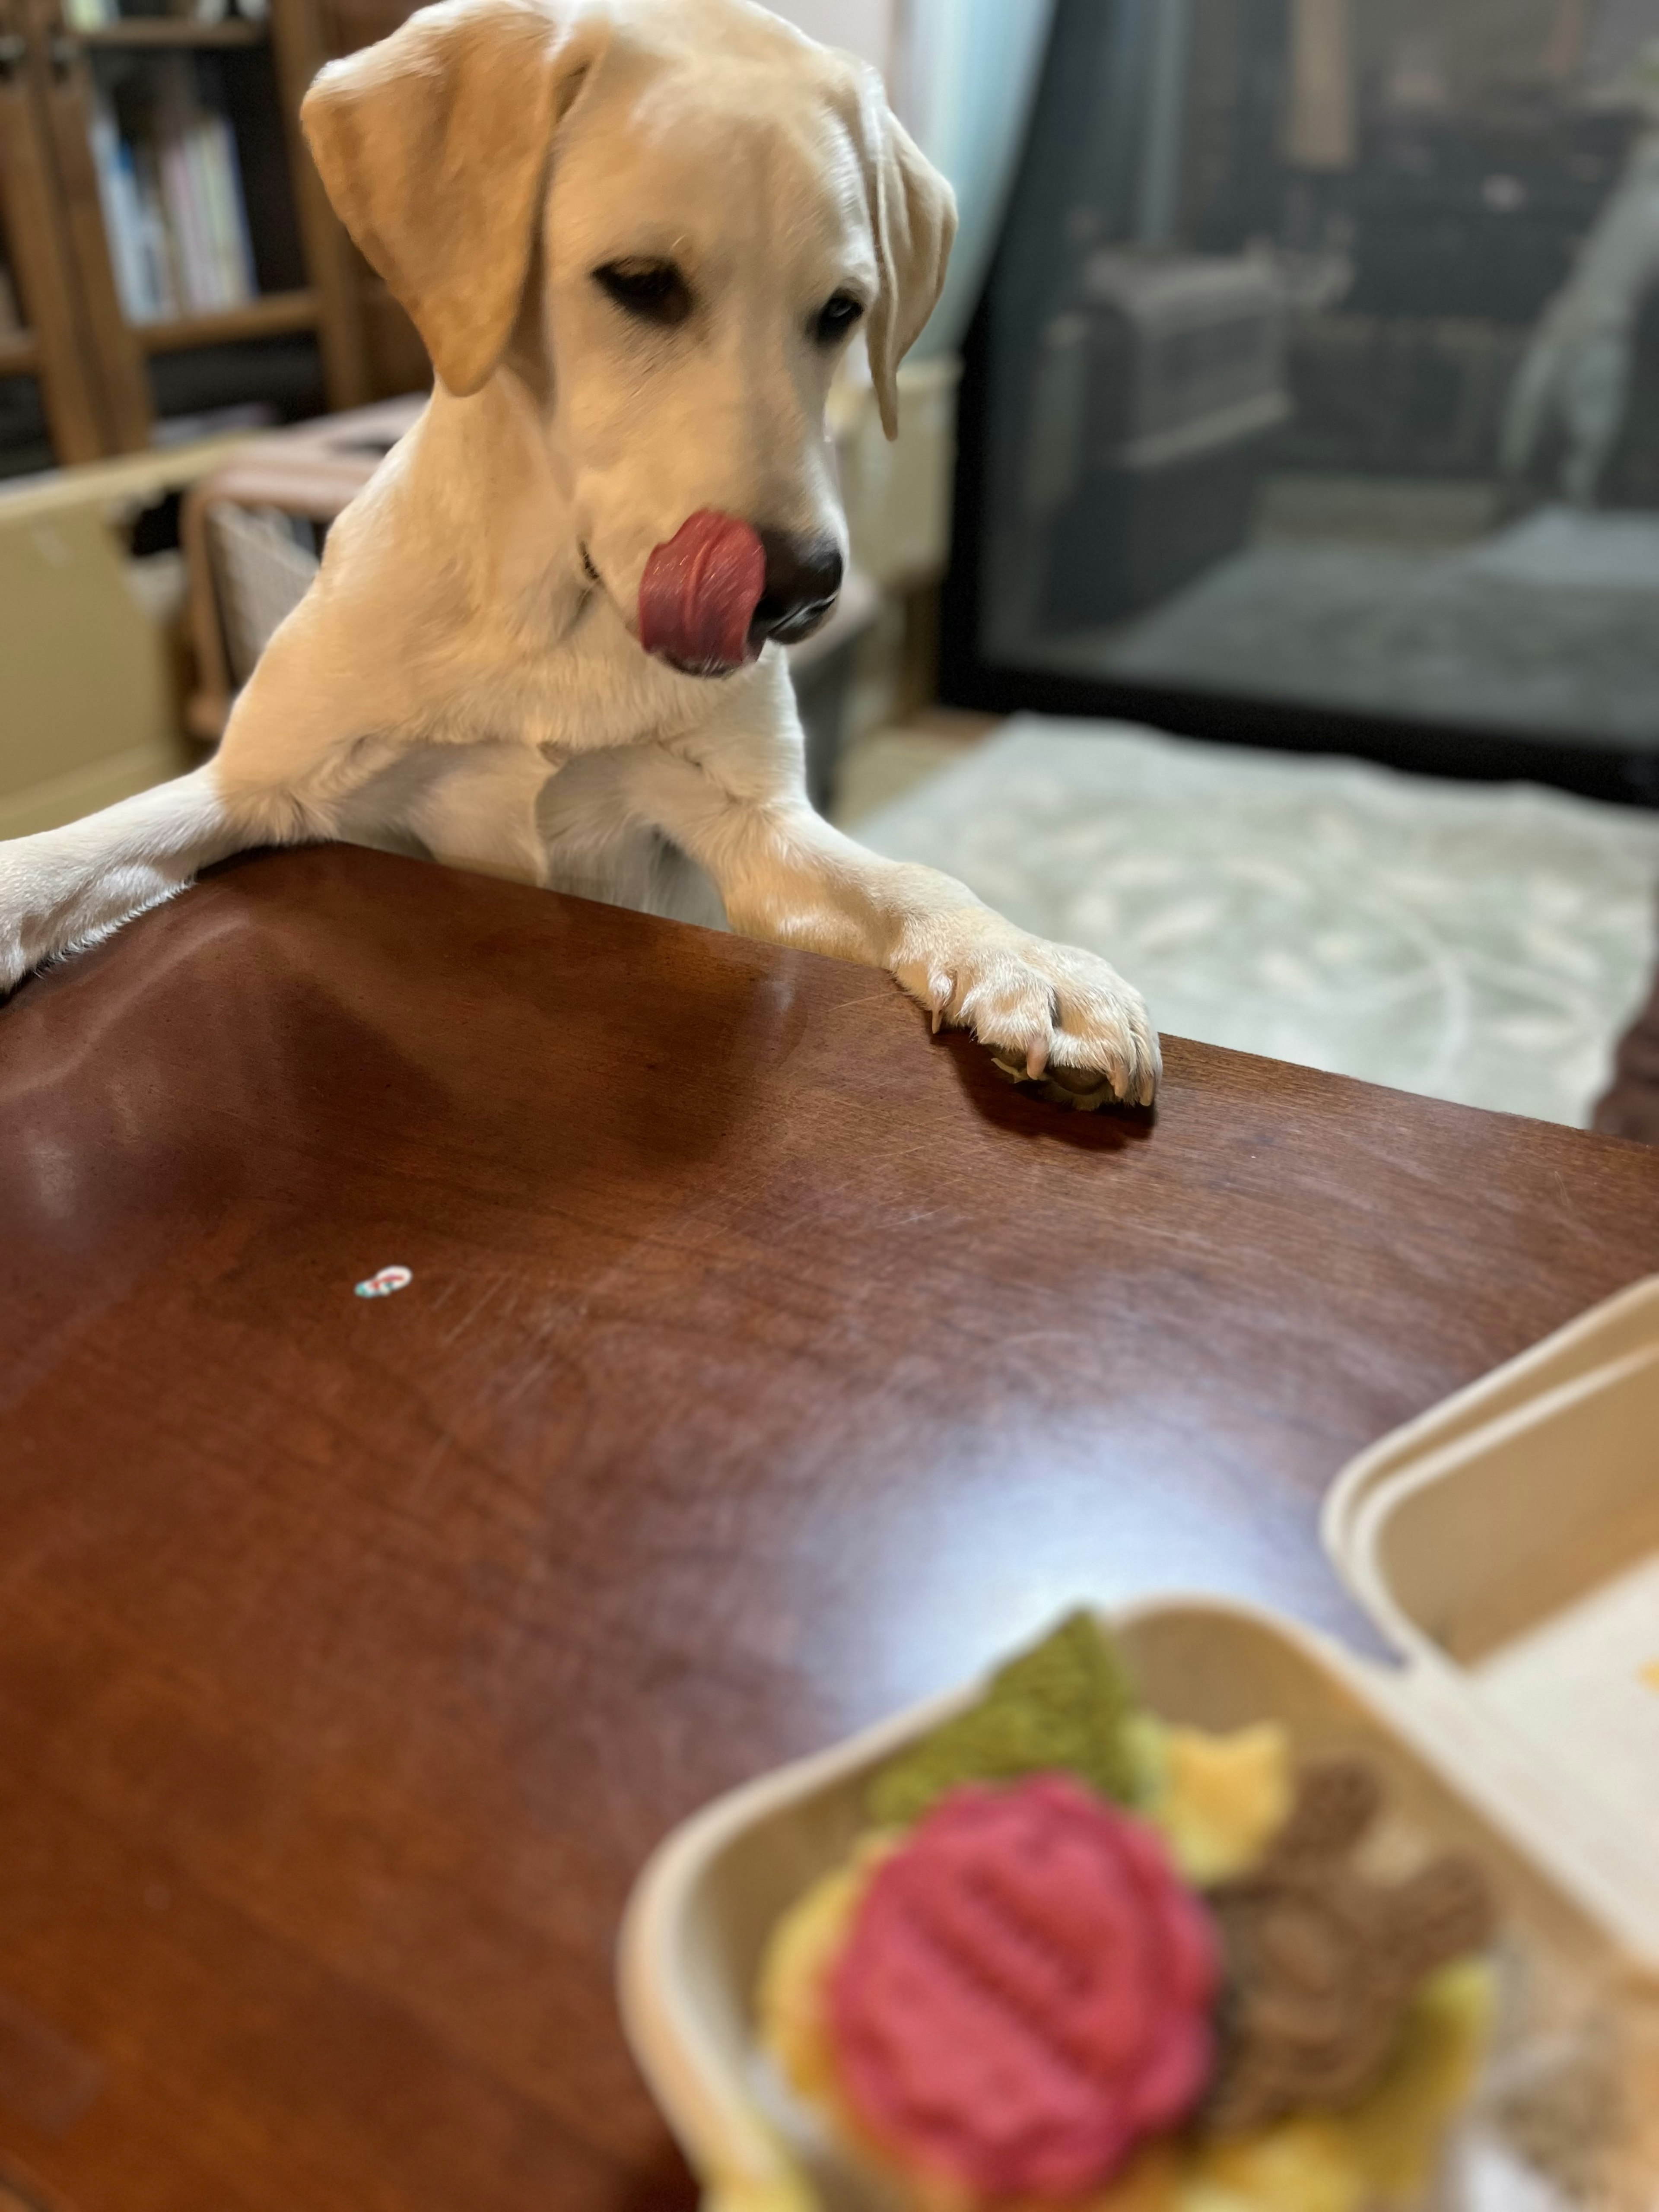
[0,765,262,997]
[632,748,1160,1109]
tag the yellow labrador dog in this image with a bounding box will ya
[0,0,1159,1109]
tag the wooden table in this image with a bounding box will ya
[1,845,1655,2212]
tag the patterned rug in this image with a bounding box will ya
[851,717,1659,1128]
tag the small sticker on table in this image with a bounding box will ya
[1638,1661,1659,1695]
[355,1265,413,1299]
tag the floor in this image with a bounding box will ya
[831,708,995,824]
[838,716,1659,1129]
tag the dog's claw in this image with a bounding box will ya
[899,923,1158,1113]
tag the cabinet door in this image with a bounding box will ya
[271,0,369,408]
[309,0,435,396]
[0,0,108,462]
[20,0,151,449]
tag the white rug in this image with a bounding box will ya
[852,717,1659,1127]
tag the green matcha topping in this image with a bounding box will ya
[864,1610,1142,1828]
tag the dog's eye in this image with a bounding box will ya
[814,291,864,346]
[594,260,693,328]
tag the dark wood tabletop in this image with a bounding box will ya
[1,844,1656,2212]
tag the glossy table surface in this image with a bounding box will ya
[1,844,1656,2212]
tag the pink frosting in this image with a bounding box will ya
[638,510,766,675]
[826,1776,1217,2198]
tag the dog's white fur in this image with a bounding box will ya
[0,0,1159,1107]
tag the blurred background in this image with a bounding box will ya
[3,0,1659,1132]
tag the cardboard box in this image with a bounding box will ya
[0,436,249,840]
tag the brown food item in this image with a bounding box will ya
[1205,1760,1495,2134]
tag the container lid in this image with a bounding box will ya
[1322,1274,1659,1962]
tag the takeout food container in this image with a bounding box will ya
[617,1276,1659,2210]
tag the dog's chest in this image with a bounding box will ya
[461,597,699,758]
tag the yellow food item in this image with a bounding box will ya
[1122,1713,1170,1805]
[1184,2117,1364,2212]
[755,1838,891,2108]
[898,2143,1184,2212]
[753,1785,1494,2212]
[1090,2146,1185,2211]
[756,1843,1187,2212]
[1181,1959,1496,2212]
[707,2174,821,2212]
[1339,1958,1497,2200]
[1145,1722,1294,1887]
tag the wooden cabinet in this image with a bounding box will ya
[0,0,401,476]
[0,0,106,462]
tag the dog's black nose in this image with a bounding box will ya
[748,531,844,649]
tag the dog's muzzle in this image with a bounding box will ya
[639,512,842,678]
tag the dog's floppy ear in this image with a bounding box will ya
[855,74,956,441]
[302,0,605,396]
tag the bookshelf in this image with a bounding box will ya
[138,285,318,347]
[79,17,270,41]
[0,0,400,477]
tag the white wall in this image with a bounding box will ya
[764,0,1058,362]
[765,0,897,79]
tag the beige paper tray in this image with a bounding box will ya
[1325,1279,1659,1966]
[1320,1274,1659,1568]
[619,1275,1659,2212]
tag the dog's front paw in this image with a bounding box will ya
[895,913,1160,1110]
[0,847,37,998]
[0,837,127,997]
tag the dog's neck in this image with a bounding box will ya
[410,374,591,634]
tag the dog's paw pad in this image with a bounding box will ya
[989,1052,1126,1113]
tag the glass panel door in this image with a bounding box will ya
[947,0,1659,799]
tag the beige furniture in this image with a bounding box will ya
[0,433,248,837]
[180,392,420,736]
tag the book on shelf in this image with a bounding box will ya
[89,87,165,320]
[89,54,258,325]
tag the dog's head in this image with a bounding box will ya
[302,0,955,676]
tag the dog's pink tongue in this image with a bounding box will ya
[639,511,766,674]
